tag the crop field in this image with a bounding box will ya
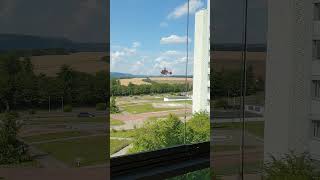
[119,77,192,86]
[31,52,108,76]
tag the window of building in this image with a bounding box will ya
[312,80,320,99]
[313,121,320,138]
[313,40,320,60]
[314,3,320,20]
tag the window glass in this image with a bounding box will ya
[211,0,266,178]
[0,0,108,178]
[110,0,210,158]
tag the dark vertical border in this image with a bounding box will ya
[106,0,111,179]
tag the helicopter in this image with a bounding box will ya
[160,67,172,76]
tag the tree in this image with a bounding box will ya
[0,54,22,111]
[0,113,30,164]
[110,96,120,114]
[57,65,74,104]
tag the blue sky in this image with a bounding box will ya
[111,0,208,75]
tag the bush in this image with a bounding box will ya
[63,105,72,112]
[96,103,107,111]
[263,151,320,180]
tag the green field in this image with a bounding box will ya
[122,103,176,114]
[213,121,264,138]
[22,131,91,143]
[0,160,40,168]
[111,129,137,138]
[110,139,131,155]
[111,119,124,126]
[35,136,107,167]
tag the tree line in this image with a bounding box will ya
[211,65,265,98]
[110,78,191,96]
[0,53,108,112]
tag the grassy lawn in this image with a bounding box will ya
[111,119,124,126]
[170,100,193,105]
[213,121,264,138]
[122,103,176,114]
[22,131,92,143]
[35,136,107,167]
[0,160,40,168]
[27,117,106,125]
[110,139,131,155]
[111,129,137,138]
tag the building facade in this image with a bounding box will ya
[192,8,210,114]
[265,0,320,161]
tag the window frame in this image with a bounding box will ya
[110,141,210,179]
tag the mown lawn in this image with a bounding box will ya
[213,121,264,138]
[110,129,137,138]
[22,131,92,143]
[110,119,124,126]
[35,136,107,167]
[0,160,40,168]
[122,103,176,114]
[110,139,131,155]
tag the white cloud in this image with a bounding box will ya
[160,22,168,27]
[168,0,204,19]
[160,35,191,44]
[111,42,140,61]
[132,41,141,48]
[163,50,183,56]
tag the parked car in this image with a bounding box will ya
[78,112,95,118]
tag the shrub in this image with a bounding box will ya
[96,103,107,111]
[263,151,320,180]
[63,105,72,112]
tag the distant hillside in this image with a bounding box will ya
[0,34,108,52]
[111,72,136,78]
[110,72,192,79]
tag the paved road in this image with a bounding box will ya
[111,109,191,122]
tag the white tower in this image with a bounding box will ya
[192,9,209,113]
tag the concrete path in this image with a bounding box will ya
[111,144,133,157]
